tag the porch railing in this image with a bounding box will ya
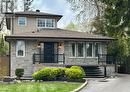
[33,53,65,64]
[98,54,115,65]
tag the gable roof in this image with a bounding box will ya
[5,28,114,42]
[5,11,62,21]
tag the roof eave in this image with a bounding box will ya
[5,36,114,42]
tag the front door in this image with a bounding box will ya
[44,42,54,63]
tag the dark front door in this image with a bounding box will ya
[44,42,54,63]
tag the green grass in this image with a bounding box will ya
[0,82,82,92]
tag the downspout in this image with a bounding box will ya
[8,41,11,76]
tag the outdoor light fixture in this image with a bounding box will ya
[58,43,62,49]
[37,42,41,48]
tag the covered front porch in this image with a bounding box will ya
[33,42,65,64]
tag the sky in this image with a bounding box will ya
[31,0,75,28]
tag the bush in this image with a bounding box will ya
[32,69,44,80]
[32,67,84,82]
[70,66,85,76]
[52,68,66,80]
[15,68,24,79]
[32,67,66,81]
[65,68,84,81]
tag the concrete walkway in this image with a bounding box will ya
[80,74,130,92]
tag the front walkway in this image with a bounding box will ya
[80,74,130,92]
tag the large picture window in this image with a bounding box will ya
[16,41,25,57]
[37,18,55,28]
[70,43,76,57]
[86,43,93,57]
[70,43,84,57]
[18,17,26,26]
[77,43,84,57]
[70,42,102,58]
[95,43,100,57]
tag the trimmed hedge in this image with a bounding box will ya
[32,66,85,81]
[65,68,84,81]
[15,68,24,79]
[32,67,66,81]
[70,66,85,76]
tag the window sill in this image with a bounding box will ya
[37,27,55,29]
[69,57,85,59]
[69,57,98,59]
[16,56,25,58]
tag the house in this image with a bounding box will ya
[5,10,115,77]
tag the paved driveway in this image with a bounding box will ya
[80,74,130,92]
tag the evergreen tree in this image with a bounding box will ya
[0,35,8,55]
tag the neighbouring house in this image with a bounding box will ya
[5,10,115,77]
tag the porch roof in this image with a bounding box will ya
[5,28,114,42]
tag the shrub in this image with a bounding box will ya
[32,67,84,82]
[32,67,66,81]
[15,68,24,79]
[32,69,44,80]
[65,68,84,81]
[70,66,85,76]
[52,68,66,80]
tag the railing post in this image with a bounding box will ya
[98,54,100,65]
[63,53,65,64]
[104,65,107,77]
[57,54,58,63]
[40,54,41,64]
[33,53,35,64]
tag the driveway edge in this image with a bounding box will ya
[72,80,88,92]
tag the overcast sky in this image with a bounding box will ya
[30,0,75,28]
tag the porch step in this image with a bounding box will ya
[82,66,104,78]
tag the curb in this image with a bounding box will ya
[71,80,88,92]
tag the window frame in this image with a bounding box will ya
[18,17,27,26]
[94,43,100,57]
[76,42,85,58]
[86,42,94,58]
[37,18,55,28]
[69,42,103,58]
[16,40,25,57]
[37,18,46,28]
[69,42,85,58]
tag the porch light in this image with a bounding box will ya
[37,42,41,48]
[58,43,62,49]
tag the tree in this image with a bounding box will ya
[0,35,8,55]
[24,0,34,11]
[102,0,130,62]
[67,0,130,62]
[67,0,105,33]
[64,21,79,31]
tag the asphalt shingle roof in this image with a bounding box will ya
[5,28,114,41]
[14,11,62,17]
[5,11,62,21]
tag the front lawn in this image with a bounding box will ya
[0,82,82,92]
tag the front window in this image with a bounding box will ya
[16,41,25,57]
[77,43,84,57]
[37,19,45,27]
[37,18,55,28]
[70,42,102,58]
[18,17,26,26]
[95,43,100,57]
[86,43,93,57]
[70,43,84,57]
[70,43,76,57]
[46,19,55,27]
